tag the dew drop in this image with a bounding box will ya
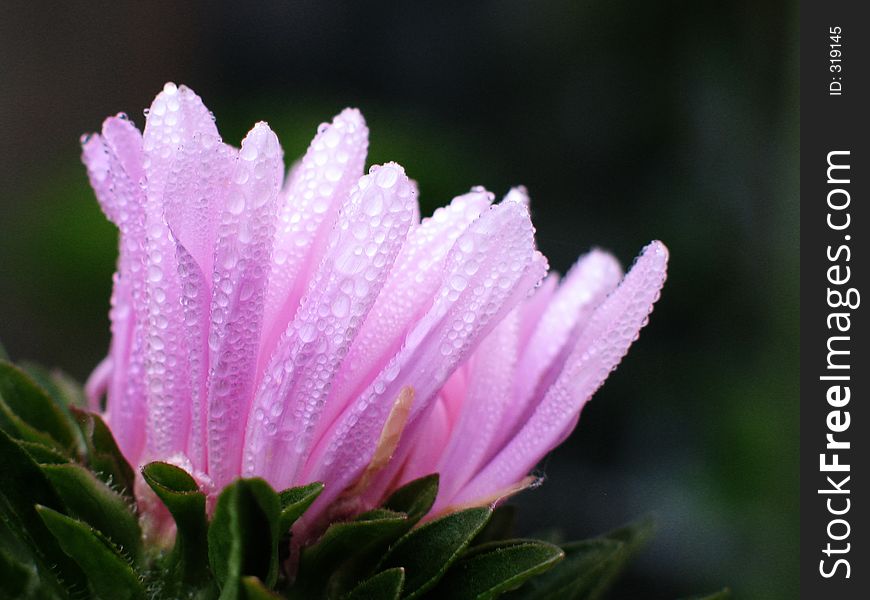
[227,190,245,215]
[240,143,259,162]
[375,165,398,188]
[331,294,350,318]
[299,323,317,343]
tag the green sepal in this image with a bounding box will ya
[0,360,80,455]
[241,576,284,599]
[17,440,72,465]
[377,506,492,599]
[72,407,137,503]
[471,504,517,546]
[382,474,439,527]
[343,567,405,600]
[36,505,145,600]
[0,428,87,597]
[142,461,210,587]
[508,538,624,599]
[430,539,564,599]
[0,395,69,453]
[208,478,281,598]
[278,481,324,534]
[304,474,438,598]
[41,462,142,563]
[296,508,410,597]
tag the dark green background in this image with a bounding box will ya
[0,1,797,597]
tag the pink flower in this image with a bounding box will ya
[83,84,667,530]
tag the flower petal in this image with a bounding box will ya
[320,188,493,440]
[82,116,150,464]
[495,249,622,451]
[431,308,520,511]
[244,163,416,488]
[162,133,237,472]
[163,133,236,279]
[303,199,547,518]
[140,84,218,458]
[518,274,558,349]
[205,122,283,488]
[259,109,368,377]
[453,241,668,505]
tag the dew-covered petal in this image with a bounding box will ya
[84,356,112,411]
[453,241,668,505]
[140,83,217,459]
[302,199,547,518]
[259,109,368,377]
[495,249,622,450]
[431,309,520,512]
[518,274,558,348]
[82,116,150,464]
[161,135,239,472]
[205,122,283,488]
[319,188,493,440]
[244,162,416,489]
[502,185,530,207]
[163,132,236,278]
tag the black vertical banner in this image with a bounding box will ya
[801,2,869,598]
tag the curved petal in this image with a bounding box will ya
[140,84,218,459]
[319,188,493,442]
[244,163,416,489]
[432,308,520,511]
[495,249,622,450]
[162,132,237,472]
[259,109,368,378]
[206,123,283,488]
[302,198,547,520]
[453,241,668,506]
[82,116,149,465]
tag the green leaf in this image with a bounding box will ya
[343,567,405,600]
[378,506,492,599]
[0,360,80,454]
[17,440,72,464]
[0,428,87,597]
[72,408,136,502]
[278,481,324,534]
[471,504,516,546]
[37,505,145,600]
[382,474,439,527]
[142,462,210,586]
[298,474,437,598]
[432,539,564,599]
[208,478,281,598]
[296,508,410,597]
[41,463,142,563]
[303,509,410,572]
[240,576,284,599]
[507,538,624,600]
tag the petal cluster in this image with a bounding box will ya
[83,84,667,529]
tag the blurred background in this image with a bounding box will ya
[0,1,797,597]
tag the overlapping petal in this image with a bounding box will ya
[83,84,668,535]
